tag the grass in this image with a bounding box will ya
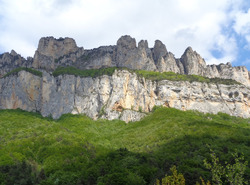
[2,67,42,78]
[0,108,249,184]
[52,66,241,85]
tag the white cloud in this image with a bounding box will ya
[233,8,250,35]
[233,7,250,51]
[0,0,247,67]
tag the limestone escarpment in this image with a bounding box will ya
[0,35,250,121]
[0,50,33,78]
[0,35,250,86]
[0,70,249,122]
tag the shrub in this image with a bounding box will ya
[52,66,118,78]
[2,67,42,78]
[204,149,248,185]
[156,165,185,185]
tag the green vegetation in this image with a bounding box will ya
[134,70,241,85]
[0,107,249,184]
[1,66,241,85]
[2,67,42,78]
[156,166,185,185]
[52,66,118,78]
[52,66,241,85]
[204,149,248,185]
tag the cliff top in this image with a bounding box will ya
[0,35,249,86]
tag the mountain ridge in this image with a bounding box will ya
[0,35,249,121]
[0,35,249,86]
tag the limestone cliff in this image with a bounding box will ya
[0,35,250,121]
[0,70,249,122]
[0,35,249,86]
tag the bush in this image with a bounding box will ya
[204,149,248,185]
[156,166,185,185]
[2,67,42,78]
[52,66,118,78]
[0,161,45,185]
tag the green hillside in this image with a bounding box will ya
[0,107,249,185]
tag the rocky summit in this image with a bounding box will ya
[0,35,249,122]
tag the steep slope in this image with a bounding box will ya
[0,108,249,184]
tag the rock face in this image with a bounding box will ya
[180,47,207,75]
[32,37,84,71]
[0,35,250,121]
[0,70,249,122]
[0,35,250,86]
[0,50,32,77]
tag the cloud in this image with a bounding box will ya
[0,0,248,68]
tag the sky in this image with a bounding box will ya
[0,0,250,70]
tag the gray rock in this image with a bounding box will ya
[115,36,157,71]
[153,40,167,62]
[32,37,81,71]
[180,46,207,75]
[0,51,32,77]
[1,35,249,87]
[120,110,146,123]
[1,70,249,121]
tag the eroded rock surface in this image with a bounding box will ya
[1,35,249,86]
[1,70,249,122]
[0,35,250,122]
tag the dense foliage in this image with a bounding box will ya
[52,66,118,78]
[0,107,249,184]
[52,66,241,85]
[2,67,42,78]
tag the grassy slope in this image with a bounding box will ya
[0,108,249,184]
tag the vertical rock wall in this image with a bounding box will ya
[0,70,249,122]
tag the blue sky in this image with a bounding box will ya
[0,0,250,70]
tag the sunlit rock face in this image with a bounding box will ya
[0,35,249,86]
[1,70,249,122]
[0,35,250,122]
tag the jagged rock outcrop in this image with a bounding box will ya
[115,35,156,71]
[32,37,84,71]
[153,40,181,73]
[0,70,249,122]
[0,35,250,121]
[180,46,207,75]
[0,35,249,86]
[0,50,32,77]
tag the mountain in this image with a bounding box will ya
[0,35,250,121]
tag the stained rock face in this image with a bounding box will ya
[0,70,249,122]
[0,71,41,111]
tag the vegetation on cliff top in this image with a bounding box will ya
[0,107,249,184]
[2,66,241,85]
[52,66,117,78]
[52,66,241,85]
[2,67,42,78]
